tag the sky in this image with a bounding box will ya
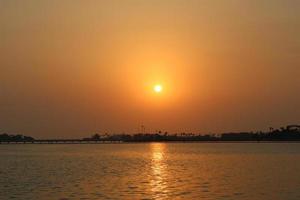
[0,0,299,138]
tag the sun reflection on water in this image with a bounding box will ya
[150,143,169,199]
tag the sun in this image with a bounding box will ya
[153,84,163,93]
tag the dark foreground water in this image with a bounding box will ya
[1,143,300,200]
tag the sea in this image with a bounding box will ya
[1,143,300,200]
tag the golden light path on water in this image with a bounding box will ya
[150,143,169,199]
[1,144,300,199]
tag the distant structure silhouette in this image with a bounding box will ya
[1,125,300,144]
[287,125,300,131]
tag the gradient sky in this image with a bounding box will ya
[1,0,299,138]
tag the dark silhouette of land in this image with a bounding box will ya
[1,125,300,144]
[0,133,34,143]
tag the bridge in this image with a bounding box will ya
[0,139,123,144]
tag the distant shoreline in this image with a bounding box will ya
[1,140,300,145]
[1,125,300,144]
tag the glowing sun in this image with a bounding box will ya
[153,84,163,93]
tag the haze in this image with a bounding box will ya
[1,0,299,138]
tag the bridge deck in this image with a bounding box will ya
[0,140,123,144]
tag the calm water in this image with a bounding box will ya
[1,143,300,200]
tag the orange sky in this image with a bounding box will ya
[1,0,299,138]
